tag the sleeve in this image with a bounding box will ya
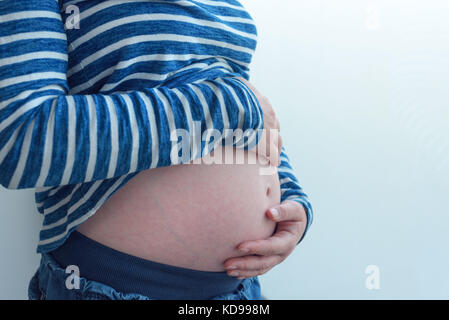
[0,1,264,189]
[277,146,314,244]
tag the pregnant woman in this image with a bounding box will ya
[0,0,313,300]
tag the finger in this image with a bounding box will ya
[230,268,272,279]
[224,255,282,272]
[237,235,290,256]
[266,201,306,222]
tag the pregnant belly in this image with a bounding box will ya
[77,147,281,271]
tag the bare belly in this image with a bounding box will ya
[77,147,281,271]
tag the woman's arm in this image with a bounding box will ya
[0,1,264,189]
[239,78,312,242]
[223,146,313,276]
[277,146,313,244]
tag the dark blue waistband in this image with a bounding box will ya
[50,230,243,300]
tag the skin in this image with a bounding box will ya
[77,146,283,272]
[237,77,282,167]
[224,199,307,279]
[34,0,308,288]
[77,73,301,273]
[77,68,304,278]
[226,79,307,279]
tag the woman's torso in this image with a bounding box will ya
[62,0,280,271]
[78,147,280,271]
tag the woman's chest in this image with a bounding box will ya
[58,1,257,93]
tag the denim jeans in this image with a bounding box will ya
[28,252,262,300]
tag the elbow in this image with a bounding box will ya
[0,99,58,190]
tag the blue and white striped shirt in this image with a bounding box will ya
[0,0,313,253]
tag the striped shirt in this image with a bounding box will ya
[0,0,313,253]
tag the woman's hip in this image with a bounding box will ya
[28,230,261,300]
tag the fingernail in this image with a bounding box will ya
[270,208,279,219]
[229,271,239,277]
[239,247,249,253]
[226,265,237,270]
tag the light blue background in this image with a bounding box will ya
[1,0,448,299]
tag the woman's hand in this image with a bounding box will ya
[223,200,307,279]
[236,77,282,166]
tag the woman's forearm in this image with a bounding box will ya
[0,2,264,189]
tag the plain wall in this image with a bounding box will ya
[1,0,448,299]
[245,0,449,299]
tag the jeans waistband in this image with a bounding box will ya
[50,230,243,300]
